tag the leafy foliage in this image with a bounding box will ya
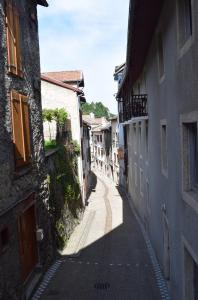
[42,108,68,125]
[42,108,68,141]
[44,140,57,151]
[47,145,83,250]
[72,140,81,156]
[81,101,114,118]
[53,108,68,125]
[42,108,54,122]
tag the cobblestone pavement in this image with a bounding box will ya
[37,171,162,300]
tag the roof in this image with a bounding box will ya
[37,0,48,6]
[42,71,84,87]
[109,116,118,121]
[92,122,111,132]
[41,74,83,94]
[118,0,164,96]
[83,120,91,127]
[82,115,108,126]
[101,123,111,131]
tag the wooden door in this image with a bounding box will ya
[18,205,38,281]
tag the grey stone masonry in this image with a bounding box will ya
[0,0,53,299]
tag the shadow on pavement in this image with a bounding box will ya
[39,172,162,300]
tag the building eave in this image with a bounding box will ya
[118,0,164,97]
[41,74,83,94]
[37,0,48,7]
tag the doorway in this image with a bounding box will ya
[18,204,38,281]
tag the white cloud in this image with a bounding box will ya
[38,0,129,113]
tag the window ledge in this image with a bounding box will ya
[178,35,194,60]
[140,191,144,198]
[159,73,165,85]
[162,168,168,178]
[182,191,198,214]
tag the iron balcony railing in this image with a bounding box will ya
[119,94,148,123]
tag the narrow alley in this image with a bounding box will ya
[33,171,165,300]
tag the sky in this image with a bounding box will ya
[37,0,129,114]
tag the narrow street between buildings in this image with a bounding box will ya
[34,171,163,300]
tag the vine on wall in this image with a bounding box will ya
[47,145,83,250]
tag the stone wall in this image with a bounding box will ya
[45,147,84,250]
[0,0,54,298]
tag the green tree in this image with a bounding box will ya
[42,108,54,140]
[42,108,68,141]
[81,101,114,119]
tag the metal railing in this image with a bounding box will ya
[119,94,148,123]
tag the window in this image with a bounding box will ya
[140,168,144,195]
[161,122,168,175]
[11,90,31,169]
[146,121,149,158]
[157,32,164,79]
[184,247,198,300]
[100,135,102,143]
[133,124,137,154]
[178,0,192,47]
[134,163,138,187]
[5,1,23,77]
[139,122,142,153]
[183,122,198,191]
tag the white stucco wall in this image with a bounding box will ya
[41,80,84,202]
[41,80,81,142]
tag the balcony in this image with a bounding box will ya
[119,94,148,123]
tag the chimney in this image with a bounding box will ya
[90,112,95,119]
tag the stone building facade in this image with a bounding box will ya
[0,0,55,299]
[117,0,198,299]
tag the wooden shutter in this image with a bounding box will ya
[11,91,31,168]
[5,2,23,77]
[6,1,17,74]
[14,8,23,77]
[11,91,25,167]
[21,96,31,163]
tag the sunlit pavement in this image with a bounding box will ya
[38,171,161,300]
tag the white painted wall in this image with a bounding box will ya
[41,80,85,203]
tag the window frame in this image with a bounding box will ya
[182,236,198,300]
[157,32,165,81]
[181,111,198,214]
[160,120,168,177]
[176,0,194,59]
[5,1,23,77]
[10,90,32,170]
[182,121,198,191]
